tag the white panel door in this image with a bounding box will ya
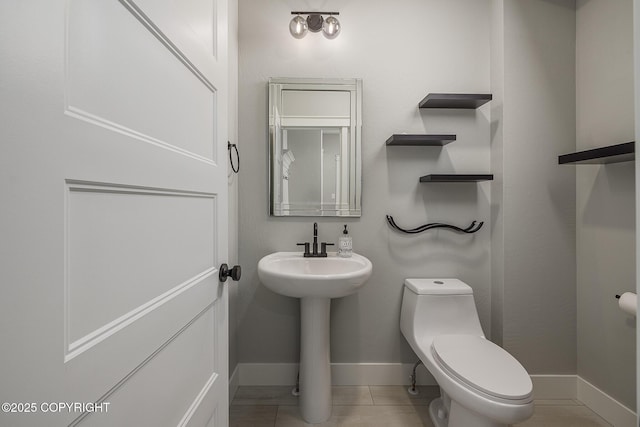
[0,0,229,426]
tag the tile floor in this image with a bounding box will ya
[230,385,612,427]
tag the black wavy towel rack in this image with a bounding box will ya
[386,215,484,234]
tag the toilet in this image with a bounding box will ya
[400,278,534,427]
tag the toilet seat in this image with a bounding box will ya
[431,335,532,401]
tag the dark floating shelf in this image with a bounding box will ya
[386,134,456,146]
[558,142,635,165]
[419,174,494,183]
[419,93,493,109]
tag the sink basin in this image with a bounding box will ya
[258,251,372,298]
[257,251,372,423]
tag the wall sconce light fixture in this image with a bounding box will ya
[290,11,341,40]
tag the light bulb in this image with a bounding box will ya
[289,15,308,39]
[322,15,341,39]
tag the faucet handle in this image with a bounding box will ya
[297,242,310,255]
[320,242,334,256]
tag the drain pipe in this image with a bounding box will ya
[408,360,423,395]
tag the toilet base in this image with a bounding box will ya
[428,397,448,427]
[429,396,509,427]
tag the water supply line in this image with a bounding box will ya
[292,371,300,396]
[408,360,423,395]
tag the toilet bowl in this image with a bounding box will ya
[400,278,534,427]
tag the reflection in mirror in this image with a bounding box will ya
[269,78,362,216]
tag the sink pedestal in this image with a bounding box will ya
[257,252,373,423]
[300,297,331,423]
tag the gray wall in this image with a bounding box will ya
[576,0,636,410]
[236,0,581,377]
[237,0,493,365]
[491,0,577,374]
[490,0,505,347]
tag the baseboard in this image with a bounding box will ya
[331,363,436,386]
[530,375,577,400]
[239,363,298,386]
[526,375,637,427]
[229,365,239,400]
[577,377,636,427]
[235,365,637,426]
[237,362,436,386]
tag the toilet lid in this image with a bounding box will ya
[431,335,532,400]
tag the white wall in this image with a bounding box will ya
[492,0,577,373]
[237,0,493,366]
[576,0,636,410]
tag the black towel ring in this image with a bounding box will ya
[228,141,239,173]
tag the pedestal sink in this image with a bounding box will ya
[258,252,372,423]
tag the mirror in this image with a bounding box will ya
[269,78,362,216]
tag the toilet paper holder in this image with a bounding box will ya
[615,292,637,316]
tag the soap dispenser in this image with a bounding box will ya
[338,224,353,257]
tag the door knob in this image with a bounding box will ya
[219,263,241,282]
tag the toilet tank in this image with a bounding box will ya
[400,279,485,348]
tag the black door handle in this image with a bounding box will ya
[219,263,241,282]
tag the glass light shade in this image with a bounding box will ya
[322,16,341,39]
[289,15,308,39]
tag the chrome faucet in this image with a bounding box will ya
[297,222,333,257]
